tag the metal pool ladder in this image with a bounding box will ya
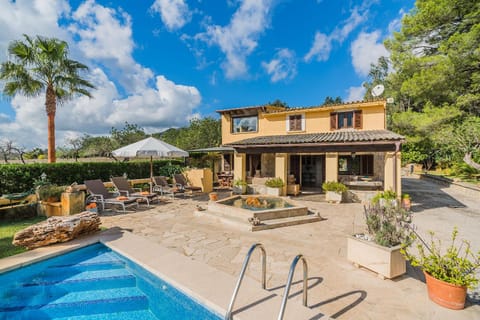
[224,243,266,320]
[277,254,308,320]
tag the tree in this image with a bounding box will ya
[110,122,146,147]
[157,117,221,151]
[0,35,95,163]
[323,96,343,105]
[384,0,480,114]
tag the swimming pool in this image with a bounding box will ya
[0,243,222,320]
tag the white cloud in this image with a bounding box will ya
[346,86,366,102]
[151,0,192,31]
[304,5,368,62]
[350,31,389,77]
[0,0,71,62]
[0,1,202,149]
[69,0,153,93]
[196,0,273,79]
[262,48,297,82]
[388,9,405,34]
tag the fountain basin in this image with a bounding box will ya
[208,195,308,221]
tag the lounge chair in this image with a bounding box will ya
[173,173,202,193]
[110,176,159,206]
[153,176,184,199]
[84,179,138,212]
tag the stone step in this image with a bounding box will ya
[196,209,323,231]
[252,214,324,231]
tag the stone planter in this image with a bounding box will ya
[37,201,63,217]
[325,191,342,203]
[266,187,281,196]
[347,235,406,279]
[232,185,247,194]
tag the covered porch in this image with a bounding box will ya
[225,130,404,197]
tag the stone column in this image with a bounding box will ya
[275,153,288,196]
[233,152,246,181]
[384,152,401,195]
[325,152,339,182]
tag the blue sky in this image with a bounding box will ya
[0,0,414,149]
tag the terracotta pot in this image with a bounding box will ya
[401,198,411,210]
[209,192,218,201]
[424,271,467,310]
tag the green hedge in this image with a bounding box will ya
[0,160,184,195]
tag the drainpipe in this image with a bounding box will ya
[393,141,401,196]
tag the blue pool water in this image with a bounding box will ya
[0,243,222,320]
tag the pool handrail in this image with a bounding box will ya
[277,254,308,320]
[224,243,267,320]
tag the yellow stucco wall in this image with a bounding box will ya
[383,152,402,196]
[233,153,246,182]
[325,153,339,182]
[221,101,386,144]
[275,153,288,196]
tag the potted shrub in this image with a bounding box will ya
[401,193,411,210]
[371,190,397,207]
[322,181,347,203]
[36,184,66,217]
[233,179,248,194]
[401,227,480,309]
[347,203,412,279]
[264,177,284,196]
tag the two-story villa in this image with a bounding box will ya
[217,100,404,197]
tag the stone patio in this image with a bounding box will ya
[95,176,480,319]
[1,176,479,319]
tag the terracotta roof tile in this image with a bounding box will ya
[225,130,404,146]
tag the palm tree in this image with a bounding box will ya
[0,34,95,163]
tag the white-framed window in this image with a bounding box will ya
[286,114,305,132]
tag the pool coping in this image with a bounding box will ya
[0,228,327,320]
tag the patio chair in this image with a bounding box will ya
[153,176,184,199]
[173,173,202,193]
[110,176,159,206]
[84,179,138,213]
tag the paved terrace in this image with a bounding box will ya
[96,176,479,319]
[1,176,478,319]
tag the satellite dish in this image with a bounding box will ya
[386,97,394,104]
[372,84,385,97]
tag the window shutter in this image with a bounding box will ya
[330,113,337,130]
[354,110,362,129]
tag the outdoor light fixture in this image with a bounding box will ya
[351,152,356,159]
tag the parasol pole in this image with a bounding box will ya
[150,155,153,193]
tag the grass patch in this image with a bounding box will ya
[0,216,46,259]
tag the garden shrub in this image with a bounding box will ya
[0,160,184,195]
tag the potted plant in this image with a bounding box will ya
[322,181,347,203]
[347,202,412,279]
[36,184,66,217]
[264,177,284,196]
[233,179,248,194]
[401,227,480,309]
[371,190,397,207]
[401,193,411,210]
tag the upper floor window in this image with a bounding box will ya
[330,110,362,130]
[287,114,304,131]
[232,115,258,133]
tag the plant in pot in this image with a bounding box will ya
[401,227,480,310]
[322,181,347,203]
[347,202,412,279]
[264,177,284,196]
[371,190,397,207]
[36,184,66,203]
[401,193,411,210]
[233,179,248,194]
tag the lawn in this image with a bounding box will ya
[0,217,46,259]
